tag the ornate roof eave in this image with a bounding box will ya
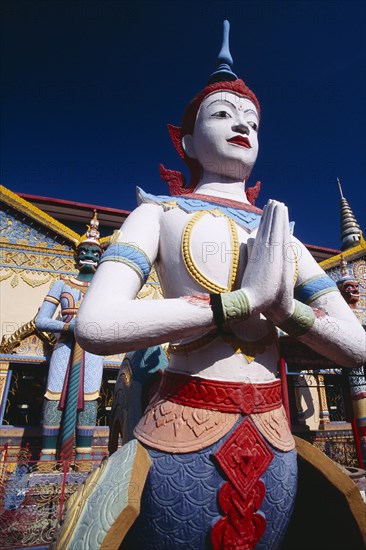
[0,185,81,246]
[319,232,366,271]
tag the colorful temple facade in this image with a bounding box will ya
[0,185,163,463]
[280,182,366,469]
[0,182,365,469]
[0,182,365,548]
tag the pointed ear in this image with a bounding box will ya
[181,134,197,159]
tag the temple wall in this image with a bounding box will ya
[0,186,165,458]
[0,185,364,470]
[1,277,62,341]
[321,240,366,326]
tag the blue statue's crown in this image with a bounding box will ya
[208,20,238,84]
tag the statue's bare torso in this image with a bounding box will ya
[155,202,279,382]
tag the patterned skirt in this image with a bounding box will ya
[121,417,297,550]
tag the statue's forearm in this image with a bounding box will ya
[76,293,216,355]
[36,300,73,334]
[297,313,366,368]
[36,316,71,333]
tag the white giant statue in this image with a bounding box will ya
[74,21,366,550]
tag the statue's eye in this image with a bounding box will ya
[248,121,258,131]
[212,110,231,118]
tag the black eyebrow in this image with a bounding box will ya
[206,99,258,119]
[206,99,237,109]
[244,109,258,117]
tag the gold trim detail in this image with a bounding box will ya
[54,458,109,548]
[44,390,99,400]
[0,356,45,364]
[222,327,278,363]
[1,242,76,278]
[1,185,111,254]
[0,268,62,288]
[0,271,12,283]
[290,244,299,285]
[0,318,57,354]
[317,373,331,428]
[168,331,219,354]
[0,372,8,409]
[137,267,164,300]
[320,232,366,271]
[353,259,366,290]
[61,276,90,293]
[0,185,80,244]
[181,210,239,293]
[45,296,61,305]
[169,326,276,364]
[20,271,53,287]
[44,390,62,400]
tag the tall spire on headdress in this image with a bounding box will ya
[160,20,260,202]
[208,20,238,84]
[77,210,102,249]
[337,178,361,250]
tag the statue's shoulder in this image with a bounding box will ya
[59,275,90,292]
[136,187,178,211]
[136,187,263,233]
[137,187,263,213]
[59,274,73,286]
[44,277,71,300]
[48,277,67,292]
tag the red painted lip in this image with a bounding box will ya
[227,135,251,148]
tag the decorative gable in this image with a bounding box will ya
[0,186,78,280]
[1,202,73,249]
[321,236,366,326]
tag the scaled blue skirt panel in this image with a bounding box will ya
[121,422,297,550]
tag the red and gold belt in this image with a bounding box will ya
[159,371,282,415]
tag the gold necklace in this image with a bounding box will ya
[181,210,240,293]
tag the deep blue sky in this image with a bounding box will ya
[1,0,365,249]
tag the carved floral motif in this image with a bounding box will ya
[212,418,273,549]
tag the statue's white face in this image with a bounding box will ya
[183,91,259,182]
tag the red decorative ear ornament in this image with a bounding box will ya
[161,20,261,200]
[161,125,201,193]
[167,125,184,159]
[160,125,197,195]
[246,181,261,206]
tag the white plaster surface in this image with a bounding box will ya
[76,91,366,382]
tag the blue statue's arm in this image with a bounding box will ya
[35,280,74,334]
